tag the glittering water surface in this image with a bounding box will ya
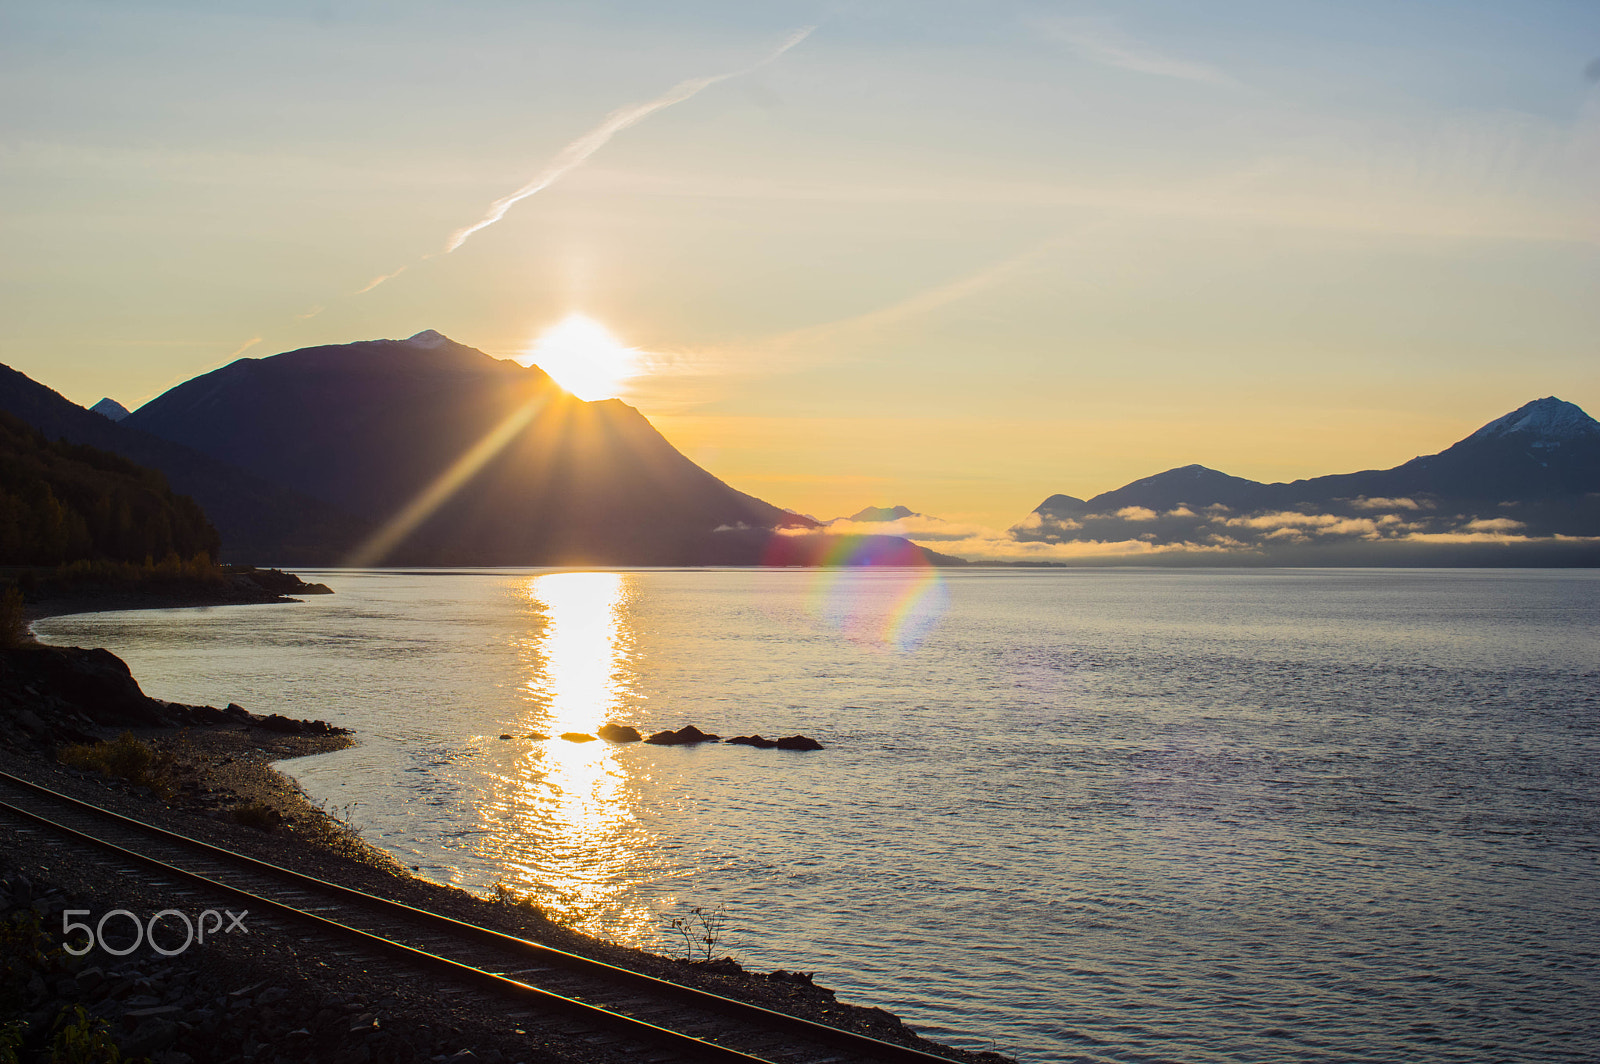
[37,569,1600,1063]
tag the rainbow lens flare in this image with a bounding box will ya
[762,531,949,651]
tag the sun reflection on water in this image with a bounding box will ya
[523,571,632,734]
[474,571,658,939]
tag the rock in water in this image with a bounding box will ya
[774,735,823,751]
[559,731,597,742]
[643,724,720,745]
[597,723,642,742]
[725,735,778,749]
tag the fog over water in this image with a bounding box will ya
[37,568,1600,1063]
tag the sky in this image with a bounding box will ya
[3,0,1598,531]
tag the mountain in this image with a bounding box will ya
[841,505,918,523]
[121,331,849,566]
[0,363,371,563]
[1015,397,1600,565]
[1033,494,1088,522]
[1281,397,1600,504]
[0,409,218,566]
[1052,465,1268,517]
[90,398,129,422]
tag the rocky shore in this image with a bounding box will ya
[1,593,1014,1064]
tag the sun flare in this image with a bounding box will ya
[523,314,639,401]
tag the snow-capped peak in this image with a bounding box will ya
[1468,397,1600,442]
[404,329,448,348]
[90,397,130,422]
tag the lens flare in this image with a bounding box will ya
[763,533,949,650]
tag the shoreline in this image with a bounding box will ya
[6,590,1014,1063]
[19,565,335,626]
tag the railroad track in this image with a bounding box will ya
[0,769,969,1064]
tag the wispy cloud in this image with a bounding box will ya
[824,515,1001,543]
[443,26,814,255]
[1400,531,1576,546]
[1037,16,1236,87]
[1350,496,1424,511]
[928,531,1241,562]
[753,228,1082,358]
[630,230,1083,405]
[825,512,1244,561]
[1461,517,1526,532]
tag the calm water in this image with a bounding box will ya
[36,568,1600,1063]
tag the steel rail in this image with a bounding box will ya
[0,789,774,1063]
[0,768,968,1064]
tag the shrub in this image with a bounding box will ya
[47,1005,126,1063]
[228,802,283,832]
[57,733,176,800]
[665,904,728,963]
[0,1019,23,1064]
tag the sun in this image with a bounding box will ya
[522,314,639,401]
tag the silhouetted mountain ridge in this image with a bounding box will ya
[123,331,938,567]
[1040,465,1265,520]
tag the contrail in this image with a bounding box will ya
[356,265,412,294]
[443,26,814,255]
[769,229,1084,349]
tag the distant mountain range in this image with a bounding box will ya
[3,332,958,567]
[833,397,1599,565]
[1011,397,1600,565]
[6,336,1593,567]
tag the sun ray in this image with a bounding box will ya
[345,392,555,566]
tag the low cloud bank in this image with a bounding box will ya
[827,501,1600,564]
[1351,496,1425,511]
[825,492,1599,564]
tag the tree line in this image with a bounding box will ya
[0,410,220,566]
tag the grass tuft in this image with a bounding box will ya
[492,883,554,922]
